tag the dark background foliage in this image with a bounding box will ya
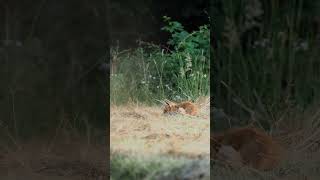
[0,0,209,139]
[0,0,109,139]
[212,0,320,130]
[110,0,209,49]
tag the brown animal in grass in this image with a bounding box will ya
[214,144,244,168]
[212,127,283,171]
[163,99,198,116]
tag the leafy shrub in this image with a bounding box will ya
[111,17,209,104]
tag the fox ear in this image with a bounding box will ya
[164,99,173,106]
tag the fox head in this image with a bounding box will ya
[162,99,197,115]
[163,100,178,114]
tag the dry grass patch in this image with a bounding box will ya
[0,135,107,179]
[110,101,210,157]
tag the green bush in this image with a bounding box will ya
[111,17,209,104]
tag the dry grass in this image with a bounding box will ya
[110,98,210,179]
[212,148,320,180]
[110,98,210,158]
[0,134,107,179]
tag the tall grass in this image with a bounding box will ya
[111,17,210,105]
[212,0,320,128]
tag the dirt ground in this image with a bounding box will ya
[110,100,210,158]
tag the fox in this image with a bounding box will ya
[212,127,284,171]
[213,144,244,168]
[162,99,198,116]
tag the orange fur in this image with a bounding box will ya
[163,100,198,116]
[212,127,283,171]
